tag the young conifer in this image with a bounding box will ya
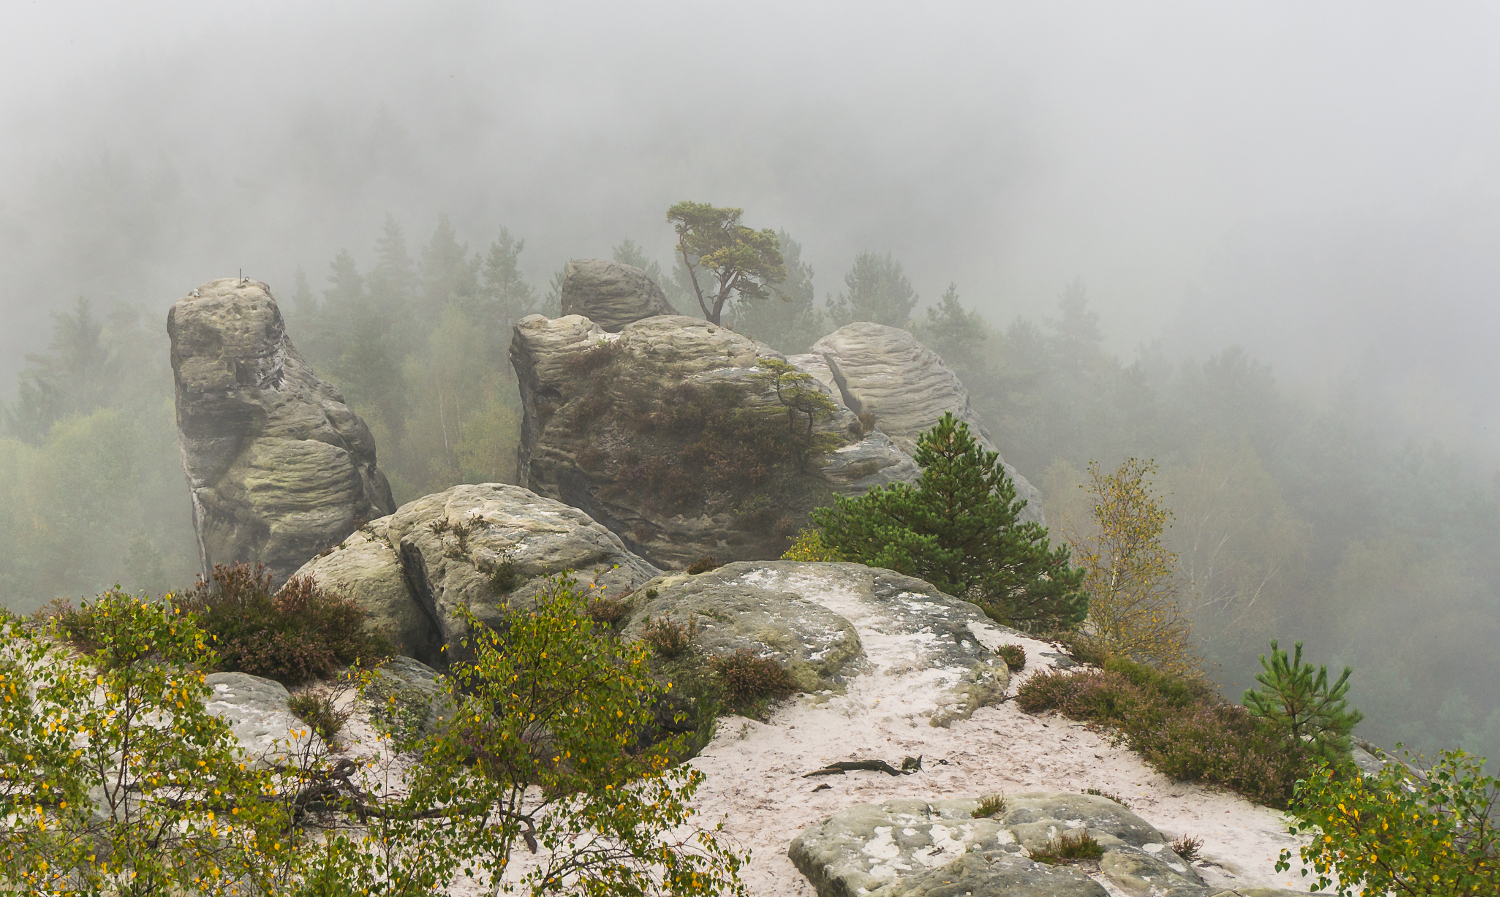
[1243,639,1364,764]
[812,412,1086,630]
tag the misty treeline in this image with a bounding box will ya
[2,210,1497,768]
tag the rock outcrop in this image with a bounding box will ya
[510,314,916,568]
[624,561,1010,725]
[808,322,1044,524]
[789,794,1293,897]
[559,259,677,332]
[290,483,659,666]
[169,278,395,586]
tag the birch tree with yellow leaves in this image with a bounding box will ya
[1068,458,1204,677]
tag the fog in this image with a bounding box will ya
[3,2,1497,439]
[3,2,1499,757]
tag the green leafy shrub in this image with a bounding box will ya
[972,793,1007,818]
[0,591,290,892]
[2,585,749,894]
[642,615,698,659]
[425,575,749,895]
[173,562,393,686]
[1016,663,1308,807]
[1281,748,1499,896]
[812,412,1086,631]
[997,643,1026,671]
[1243,639,1364,765]
[780,527,841,561]
[1029,830,1104,864]
[710,649,797,711]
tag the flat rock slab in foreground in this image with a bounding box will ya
[790,794,1300,897]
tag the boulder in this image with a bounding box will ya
[509,314,917,568]
[789,794,1208,897]
[623,563,863,695]
[626,561,1010,726]
[203,672,325,767]
[169,278,395,586]
[810,322,1044,524]
[559,259,677,332]
[291,482,659,666]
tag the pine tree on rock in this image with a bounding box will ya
[813,412,1087,630]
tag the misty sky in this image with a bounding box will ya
[4,1,1499,453]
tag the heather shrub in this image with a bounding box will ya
[1081,788,1131,808]
[1134,702,1307,807]
[710,649,797,712]
[1016,663,1307,808]
[287,690,348,742]
[1172,834,1203,863]
[586,591,632,625]
[173,562,393,686]
[972,793,1007,818]
[1029,830,1103,864]
[997,643,1026,671]
[642,615,697,659]
[686,555,720,574]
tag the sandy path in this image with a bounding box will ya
[688,630,1317,895]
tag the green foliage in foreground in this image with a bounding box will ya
[1243,639,1365,765]
[0,592,285,895]
[1281,749,1499,896]
[812,412,1086,630]
[0,584,747,896]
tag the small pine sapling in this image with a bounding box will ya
[1243,640,1364,764]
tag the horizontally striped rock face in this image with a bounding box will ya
[806,322,1044,525]
[509,313,917,568]
[559,258,678,332]
[169,278,395,587]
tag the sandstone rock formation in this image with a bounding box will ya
[169,278,395,586]
[559,258,677,332]
[624,561,1010,725]
[790,794,1296,897]
[291,482,659,665]
[808,322,1044,524]
[510,314,917,568]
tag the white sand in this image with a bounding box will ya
[688,625,1318,895]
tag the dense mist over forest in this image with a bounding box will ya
[3,3,1500,763]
